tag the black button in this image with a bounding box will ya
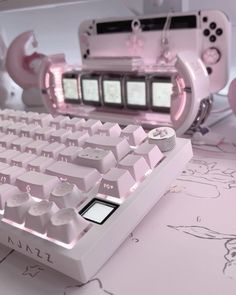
[203,16,208,22]
[203,29,210,36]
[207,67,212,75]
[216,28,223,36]
[83,54,87,59]
[209,35,216,43]
[86,49,90,55]
[210,22,217,30]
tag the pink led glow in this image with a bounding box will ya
[174,92,187,121]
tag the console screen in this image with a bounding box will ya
[126,81,146,106]
[62,78,79,101]
[81,199,119,224]
[82,79,100,102]
[103,80,122,104]
[152,81,172,108]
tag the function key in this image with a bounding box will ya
[203,29,210,36]
[216,28,223,36]
[81,119,102,135]
[209,35,216,43]
[97,122,121,137]
[120,125,146,146]
[50,115,70,129]
[65,118,85,132]
[209,22,217,30]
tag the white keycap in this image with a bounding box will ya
[33,113,53,127]
[47,208,90,244]
[25,200,58,234]
[65,131,89,147]
[65,118,85,131]
[8,111,26,122]
[0,184,20,210]
[19,111,38,124]
[81,119,102,135]
[98,167,135,198]
[97,122,121,137]
[76,147,116,173]
[50,182,84,208]
[41,142,66,158]
[0,162,9,172]
[134,142,164,169]
[34,126,56,141]
[0,149,20,163]
[0,120,12,132]
[0,109,13,120]
[50,115,70,129]
[58,146,82,162]
[118,154,150,181]
[27,156,55,172]
[49,128,71,143]
[121,125,147,146]
[19,124,41,138]
[84,135,130,160]
[16,171,59,199]
[4,192,35,224]
[11,152,37,168]
[46,161,101,191]
[11,137,34,152]
[0,134,19,148]
[25,140,49,155]
[0,166,26,184]
[7,122,26,135]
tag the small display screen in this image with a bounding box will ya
[126,81,146,106]
[82,79,100,102]
[62,78,79,101]
[103,80,122,104]
[81,199,119,224]
[152,81,172,108]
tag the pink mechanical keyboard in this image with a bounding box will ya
[0,109,192,282]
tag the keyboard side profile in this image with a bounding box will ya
[0,109,192,282]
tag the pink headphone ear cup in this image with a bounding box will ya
[228,78,236,115]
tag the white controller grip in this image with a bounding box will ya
[6,31,39,88]
[171,51,210,135]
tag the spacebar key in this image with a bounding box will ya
[46,161,101,192]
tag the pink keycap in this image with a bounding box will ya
[0,184,20,210]
[49,128,72,143]
[11,137,34,152]
[27,156,55,172]
[97,122,121,137]
[47,208,90,244]
[25,140,49,155]
[58,146,82,162]
[4,192,35,224]
[121,125,147,146]
[118,154,150,181]
[65,131,89,147]
[65,118,85,131]
[98,167,135,198]
[50,115,70,129]
[0,120,12,132]
[41,142,66,158]
[34,126,56,140]
[16,171,59,199]
[19,111,38,124]
[81,119,102,135]
[50,182,84,208]
[84,135,130,160]
[8,111,26,122]
[0,166,26,184]
[0,149,20,164]
[0,134,19,148]
[19,124,41,138]
[11,152,37,168]
[75,147,116,173]
[134,142,164,169]
[25,200,59,234]
[46,161,101,192]
[33,113,53,127]
[7,122,26,135]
